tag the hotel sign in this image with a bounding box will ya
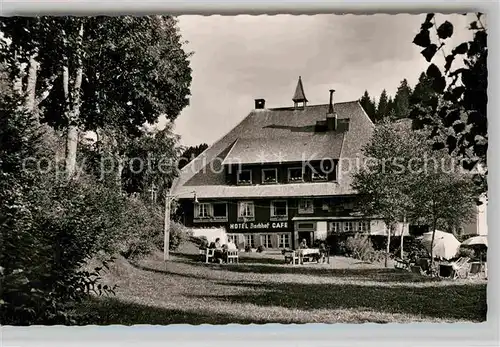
[229,221,288,230]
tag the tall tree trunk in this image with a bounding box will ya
[63,21,85,177]
[116,155,124,189]
[429,219,437,276]
[25,53,39,121]
[385,222,392,268]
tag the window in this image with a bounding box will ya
[311,166,328,181]
[279,233,290,248]
[358,221,371,233]
[261,234,272,248]
[196,203,211,218]
[244,234,255,248]
[298,199,314,214]
[212,202,227,220]
[227,234,238,245]
[237,169,252,185]
[262,168,278,184]
[343,221,355,232]
[329,221,342,233]
[271,200,288,218]
[288,167,304,183]
[238,201,255,220]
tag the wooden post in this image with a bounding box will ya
[400,215,406,259]
[385,222,391,268]
[164,194,171,262]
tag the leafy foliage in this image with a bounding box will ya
[0,91,120,324]
[410,13,487,193]
[344,235,385,263]
[0,16,192,323]
[119,125,181,198]
[0,16,192,136]
[353,121,477,269]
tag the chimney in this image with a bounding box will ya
[326,89,337,131]
[255,98,266,109]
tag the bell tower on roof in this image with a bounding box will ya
[292,76,308,109]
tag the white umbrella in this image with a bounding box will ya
[419,230,461,260]
[462,235,488,247]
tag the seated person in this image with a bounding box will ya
[299,239,308,249]
[318,242,327,263]
[212,238,224,263]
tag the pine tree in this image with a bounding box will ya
[393,79,412,120]
[411,72,436,106]
[375,89,390,123]
[359,90,377,122]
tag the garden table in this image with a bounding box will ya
[297,248,320,264]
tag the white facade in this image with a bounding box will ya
[369,220,410,236]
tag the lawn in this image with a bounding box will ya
[78,242,487,324]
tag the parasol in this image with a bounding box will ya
[419,230,461,260]
[461,235,488,247]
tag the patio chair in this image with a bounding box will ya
[284,250,299,265]
[410,265,425,275]
[416,258,430,274]
[204,248,215,264]
[468,262,482,278]
[450,257,471,279]
[226,250,239,264]
[394,257,410,271]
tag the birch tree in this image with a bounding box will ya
[1,16,192,179]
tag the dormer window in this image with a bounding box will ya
[312,169,328,182]
[311,160,336,182]
[262,168,278,184]
[237,169,252,185]
[288,167,304,183]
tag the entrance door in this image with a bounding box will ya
[298,231,313,248]
[295,221,316,249]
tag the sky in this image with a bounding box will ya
[169,14,476,147]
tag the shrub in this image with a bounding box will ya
[193,235,209,249]
[345,234,377,262]
[168,222,193,251]
[244,245,252,252]
[337,240,350,256]
[256,245,265,253]
[1,168,122,325]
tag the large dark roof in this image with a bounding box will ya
[223,133,344,165]
[172,101,374,199]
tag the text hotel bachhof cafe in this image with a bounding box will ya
[171,77,407,250]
